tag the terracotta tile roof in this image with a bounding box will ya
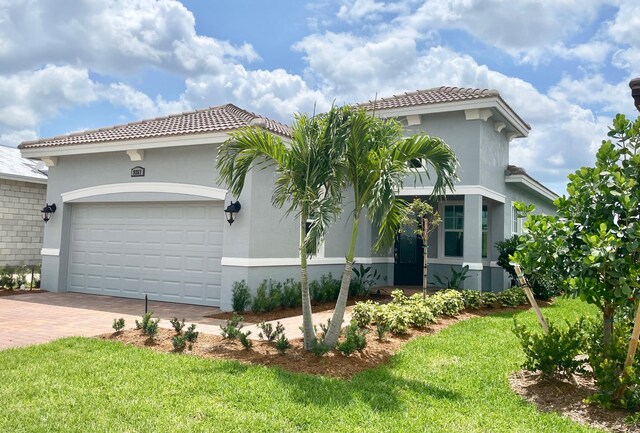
[0,146,47,181]
[357,86,501,110]
[19,104,291,149]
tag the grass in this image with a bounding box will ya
[0,298,605,432]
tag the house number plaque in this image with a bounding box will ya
[131,166,145,177]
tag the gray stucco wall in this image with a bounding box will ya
[0,178,46,266]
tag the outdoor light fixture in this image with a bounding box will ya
[41,203,56,223]
[224,201,241,225]
[630,78,640,112]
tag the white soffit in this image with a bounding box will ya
[400,185,506,203]
[505,174,558,202]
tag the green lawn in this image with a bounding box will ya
[0,299,605,432]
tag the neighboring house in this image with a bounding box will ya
[0,145,48,266]
[19,88,556,310]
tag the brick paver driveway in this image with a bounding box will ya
[0,292,227,350]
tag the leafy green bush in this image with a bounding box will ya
[407,300,434,328]
[498,286,528,307]
[275,334,291,354]
[257,321,285,342]
[169,317,185,334]
[0,265,16,289]
[585,320,640,410]
[433,265,470,289]
[112,318,125,332]
[231,280,251,313]
[310,339,331,356]
[431,290,465,316]
[311,273,341,302]
[251,282,271,312]
[220,314,243,340]
[495,235,519,284]
[480,292,498,308]
[390,289,408,305]
[461,290,482,309]
[238,330,253,350]
[351,300,376,328]
[135,312,159,337]
[513,318,588,378]
[374,304,410,335]
[351,264,380,296]
[183,324,198,349]
[337,326,368,355]
[281,279,301,308]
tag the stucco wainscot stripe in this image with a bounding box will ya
[41,248,60,256]
[400,185,505,203]
[221,257,394,267]
[61,182,227,202]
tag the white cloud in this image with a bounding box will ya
[0,65,97,146]
[101,83,191,119]
[336,0,413,22]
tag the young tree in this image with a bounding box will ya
[216,108,348,350]
[322,108,458,348]
[400,198,441,299]
[513,114,640,350]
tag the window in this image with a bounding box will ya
[444,205,464,257]
[482,205,488,258]
[511,204,519,234]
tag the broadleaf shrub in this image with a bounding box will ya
[512,317,588,378]
[461,290,482,310]
[431,290,464,316]
[337,326,368,355]
[498,286,528,307]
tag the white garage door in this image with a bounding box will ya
[68,202,223,306]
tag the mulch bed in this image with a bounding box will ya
[0,289,43,297]
[99,306,527,379]
[209,293,392,323]
[509,370,638,433]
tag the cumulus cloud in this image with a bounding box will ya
[0,65,97,146]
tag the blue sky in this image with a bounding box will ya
[1,0,639,194]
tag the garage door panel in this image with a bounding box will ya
[68,202,222,306]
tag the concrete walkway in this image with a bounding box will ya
[0,292,351,350]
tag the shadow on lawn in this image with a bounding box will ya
[271,365,461,413]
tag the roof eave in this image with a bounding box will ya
[365,96,530,138]
[505,174,558,203]
[0,172,48,184]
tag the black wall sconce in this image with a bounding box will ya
[224,201,241,225]
[630,78,640,112]
[41,203,57,223]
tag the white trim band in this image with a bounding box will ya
[462,262,484,271]
[505,174,558,202]
[62,182,227,202]
[400,185,505,203]
[221,256,394,267]
[41,248,60,256]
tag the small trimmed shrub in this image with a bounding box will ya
[220,314,243,340]
[310,339,331,356]
[135,312,159,337]
[231,280,251,313]
[238,330,253,350]
[461,290,482,310]
[169,317,185,334]
[407,302,434,328]
[172,335,186,352]
[390,289,408,305]
[184,324,198,349]
[275,334,291,354]
[374,304,410,335]
[513,317,587,378]
[480,292,498,308]
[498,286,528,307]
[431,290,465,316]
[257,321,285,342]
[112,317,125,332]
[311,273,341,302]
[281,279,301,308]
[251,282,270,312]
[351,300,377,328]
[337,326,368,355]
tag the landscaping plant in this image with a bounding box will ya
[135,312,159,337]
[220,314,244,340]
[433,265,470,290]
[238,330,253,350]
[231,280,251,313]
[257,321,285,342]
[112,318,125,332]
[169,317,186,334]
[275,334,291,354]
[336,325,368,356]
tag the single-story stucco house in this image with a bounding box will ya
[19,87,557,310]
[0,145,48,266]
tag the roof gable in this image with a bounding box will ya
[0,146,47,183]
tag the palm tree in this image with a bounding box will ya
[322,108,458,348]
[216,109,347,350]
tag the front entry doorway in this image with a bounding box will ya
[394,227,423,285]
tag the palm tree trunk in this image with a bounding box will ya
[323,216,360,348]
[299,213,315,351]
